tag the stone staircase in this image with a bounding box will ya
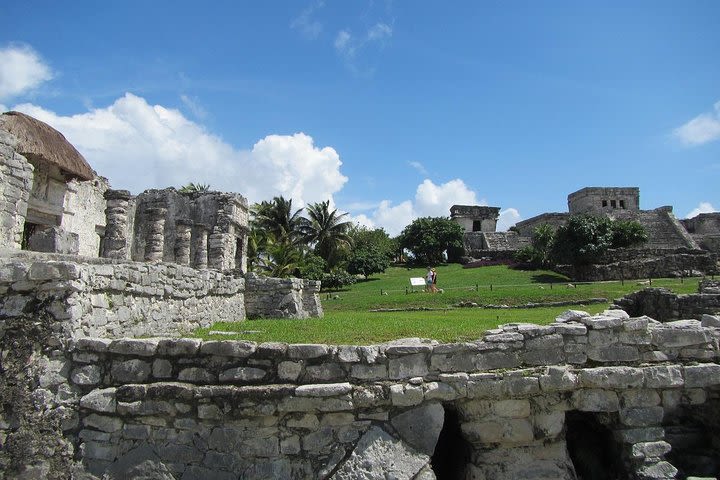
[480,232,530,251]
[616,209,699,250]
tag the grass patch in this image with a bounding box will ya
[195,265,702,344]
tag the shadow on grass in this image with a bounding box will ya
[531,273,569,284]
[356,278,380,283]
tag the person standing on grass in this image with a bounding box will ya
[431,268,438,293]
[426,267,434,292]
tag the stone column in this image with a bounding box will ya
[174,219,192,265]
[208,231,233,271]
[144,207,167,262]
[193,224,209,269]
[102,189,132,259]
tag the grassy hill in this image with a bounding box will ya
[195,265,701,344]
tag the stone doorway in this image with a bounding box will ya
[431,405,472,479]
[565,411,627,480]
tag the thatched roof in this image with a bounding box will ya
[0,111,95,181]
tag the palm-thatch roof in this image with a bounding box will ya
[0,111,96,181]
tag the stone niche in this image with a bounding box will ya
[101,188,249,272]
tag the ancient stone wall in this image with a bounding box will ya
[613,285,720,321]
[0,255,246,339]
[568,187,640,214]
[8,309,717,480]
[0,130,33,249]
[514,212,569,237]
[61,177,109,257]
[245,274,323,319]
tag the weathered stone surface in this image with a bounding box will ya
[111,359,151,383]
[579,367,644,389]
[80,388,117,413]
[296,383,352,397]
[389,354,429,379]
[200,340,256,357]
[555,310,591,323]
[572,389,619,412]
[330,426,429,480]
[287,344,330,359]
[390,403,444,455]
[462,418,534,444]
[684,363,720,388]
[218,366,266,382]
[644,365,684,388]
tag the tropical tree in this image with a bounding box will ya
[300,200,353,267]
[515,224,556,268]
[346,226,396,279]
[399,217,464,265]
[252,196,305,246]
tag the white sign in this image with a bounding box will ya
[410,277,426,287]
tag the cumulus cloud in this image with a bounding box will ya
[673,101,720,146]
[347,179,514,236]
[0,44,53,101]
[686,202,717,219]
[497,208,522,231]
[12,93,348,205]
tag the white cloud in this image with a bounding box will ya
[291,1,324,39]
[497,208,522,231]
[350,179,505,236]
[334,31,353,56]
[408,161,428,175]
[0,44,53,101]
[673,101,720,146]
[686,202,717,219]
[367,22,392,42]
[12,93,347,205]
[414,179,481,217]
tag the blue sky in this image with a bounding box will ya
[1,1,718,234]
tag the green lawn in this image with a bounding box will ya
[194,265,702,344]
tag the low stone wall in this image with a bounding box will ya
[613,286,720,321]
[245,274,323,319]
[557,250,719,282]
[0,255,245,339]
[5,308,718,479]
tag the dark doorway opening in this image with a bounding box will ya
[664,399,720,478]
[472,220,482,232]
[21,222,38,250]
[234,237,244,270]
[431,406,472,479]
[566,411,627,480]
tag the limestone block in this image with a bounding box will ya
[430,352,476,372]
[635,461,677,479]
[390,384,424,406]
[642,365,683,389]
[108,338,159,357]
[616,426,665,444]
[385,343,433,355]
[701,314,720,328]
[619,406,664,427]
[71,365,102,385]
[630,441,672,460]
[650,324,711,348]
[533,411,565,439]
[424,382,457,401]
[493,399,531,418]
[555,310,590,323]
[295,383,352,397]
[278,361,303,381]
[553,323,587,336]
[280,436,301,455]
[620,389,661,408]
[485,332,524,342]
[587,344,639,362]
[353,385,387,408]
[350,364,388,380]
[389,353,429,379]
[503,375,540,397]
[684,363,720,388]
[200,340,256,357]
[624,316,652,331]
[305,363,345,382]
[122,424,151,440]
[287,343,330,359]
[320,413,355,426]
[286,413,320,429]
[462,418,534,444]
[391,403,444,455]
[475,351,520,370]
[111,359,151,383]
[218,366,266,382]
[467,373,505,399]
[80,388,117,413]
[587,330,618,347]
[337,345,361,362]
[521,348,564,366]
[256,342,288,358]
[330,426,430,480]
[301,426,335,454]
[602,309,629,319]
[177,367,215,383]
[581,315,623,329]
[152,359,173,378]
[84,413,123,433]
[156,338,201,356]
[539,366,578,392]
[579,366,644,389]
[572,389,619,412]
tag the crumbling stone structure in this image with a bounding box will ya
[613,280,720,322]
[4,274,720,479]
[568,187,641,214]
[682,212,720,253]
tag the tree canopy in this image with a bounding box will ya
[399,217,464,265]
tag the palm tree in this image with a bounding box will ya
[300,200,352,267]
[251,196,305,246]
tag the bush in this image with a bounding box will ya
[321,269,357,291]
[347,249,391,279]
[297,253,327,281]
[399,217,464,265]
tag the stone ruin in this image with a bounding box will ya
[455,187,719,280]
[0,111,322,322]
[4,112,720,480]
